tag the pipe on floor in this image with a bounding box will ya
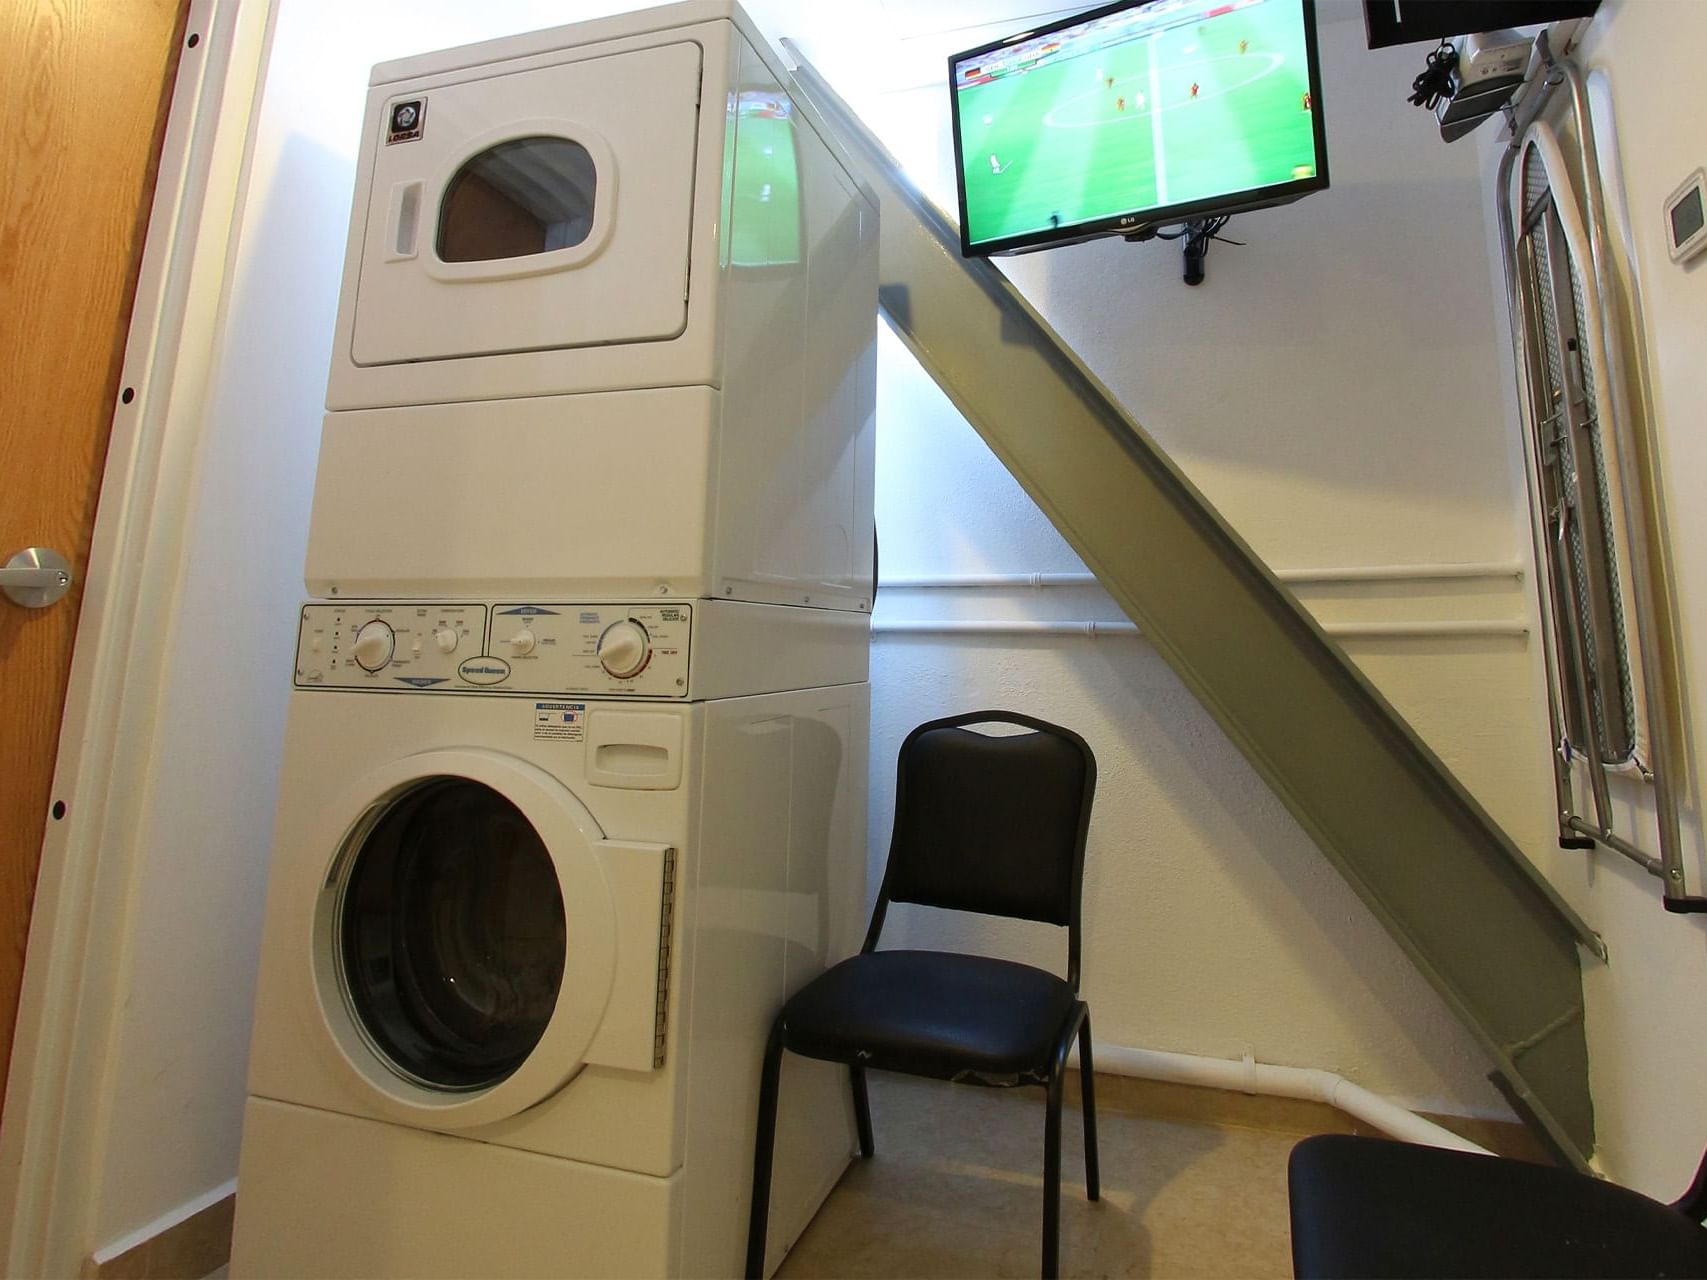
[1083,1043,1494,1157]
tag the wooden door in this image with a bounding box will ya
[0,0,185,1105]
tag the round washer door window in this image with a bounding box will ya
[337,777,566,1091]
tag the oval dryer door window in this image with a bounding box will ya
[437,136,597,264]
[337,777,566,1091]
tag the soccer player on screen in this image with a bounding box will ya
[1239,38,1248,54]
[1190,81,1200,98]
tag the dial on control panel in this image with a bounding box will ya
[435,627,459,655]
[352,619,395,672]
[597,619,652,679]
[507,628,537,656]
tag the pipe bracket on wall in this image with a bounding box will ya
[782,41,1600,1166]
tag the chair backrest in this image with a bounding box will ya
[863,710,1097,987]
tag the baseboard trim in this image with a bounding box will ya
[87,1189,234,1280]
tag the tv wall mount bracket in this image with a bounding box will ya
[1122,218,1238,286]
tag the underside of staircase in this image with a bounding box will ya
[783,45,1602,1166]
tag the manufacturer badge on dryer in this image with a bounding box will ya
[386,98,425,144]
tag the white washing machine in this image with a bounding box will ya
[305,0,878,612]
[234,3,877,1273]
[233,600,868,1277]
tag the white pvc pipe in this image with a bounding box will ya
[1278,561,1525,584]
[883,572,1099,590]
[880,562,1524,590]
[872,618,1528,640]
[1086,1043,1494,1156]
[1327,620,1527,638]
[876,619,1140,637]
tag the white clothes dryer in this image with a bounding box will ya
[233,600,867,1278]
[235,4,878,1273]
[306,0,878,614]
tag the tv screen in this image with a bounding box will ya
[950,0,1328,256]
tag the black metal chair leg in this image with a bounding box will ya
[745,1018,786,1280]
[1043,1067,1064,1280]
[850,1065,875,1158]
[1077,1014,1100,1202]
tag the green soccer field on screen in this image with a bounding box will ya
[956,0,1318,247]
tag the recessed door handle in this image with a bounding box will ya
[1,547,74,608]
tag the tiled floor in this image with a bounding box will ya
[777,1073,1298,1279]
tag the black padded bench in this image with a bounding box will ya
[1288,1133,1707,1278]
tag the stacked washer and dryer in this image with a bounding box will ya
[231,4,877,1276]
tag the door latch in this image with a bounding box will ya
[1,547,74,608]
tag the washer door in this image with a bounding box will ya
[308,749,617,1129]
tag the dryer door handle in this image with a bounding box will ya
[384,180,424,262]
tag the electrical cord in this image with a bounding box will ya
[1176,216,1242,285]
[1408,39,1458,110]
[1156,215,1240,245]
[1131,217,1243,283]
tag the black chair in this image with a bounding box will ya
[1288,1132,1707,1278]
[745,710,1100,1280]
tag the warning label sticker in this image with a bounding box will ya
[533,702,587,742]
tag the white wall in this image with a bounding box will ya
[806,6,1545,1117]
[1477,0,1707,1196]
[86,0,1623,1254]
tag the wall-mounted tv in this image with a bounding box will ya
[950,0,1328,256]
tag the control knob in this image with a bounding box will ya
[434,627,459,655]
[598,620,651,679]
[507,628,537,656]
[352,619,395,672]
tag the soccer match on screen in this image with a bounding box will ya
[954,0,1320,249]
[730,91,802,267]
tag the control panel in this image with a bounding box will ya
[295,602,692,698]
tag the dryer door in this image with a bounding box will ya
[350,39,701,366]
[308,749,632,1129]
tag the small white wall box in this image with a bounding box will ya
[1664,168,1707,264]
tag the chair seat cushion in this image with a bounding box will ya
[779,950,1078,1083]
[1289,1134,1707,1279]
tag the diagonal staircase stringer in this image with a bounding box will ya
[779,42,1604,1166]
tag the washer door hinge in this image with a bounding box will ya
[652,846,678,1067]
